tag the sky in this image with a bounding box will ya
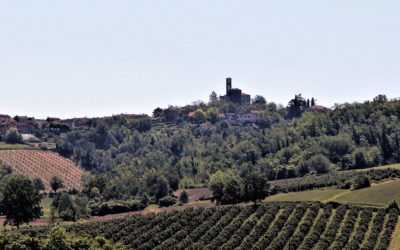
[1,1,400,119]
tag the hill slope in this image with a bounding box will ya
[0,149,84,191]
[19,202,398,250]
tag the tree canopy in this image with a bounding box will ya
[0,174,42,228]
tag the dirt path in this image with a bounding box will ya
[388,216,400,250]
[371,178,400,187]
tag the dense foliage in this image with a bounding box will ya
[15,202,399,250]
[49,97,400,202]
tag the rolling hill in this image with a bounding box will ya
[0,149,84,191]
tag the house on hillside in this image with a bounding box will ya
[237,110,263,124]
[218,113,227,121]
[0,116,17,133]
[307,105,331,113]
[188,112,195,123]
[151,117,162,125]
[220,78,251,106]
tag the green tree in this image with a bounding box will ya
[206,107,219,124]
[5,127,22,144]
[0,174,42,228]
[33,177,46,192]
[244,173,270,207]
[221,176,242,204]
[209,171,226,205]
[52,192,76,221]
[194,109,206,124]
[50,175,65,193]
[179,190,189,203]
[307,154,331,174]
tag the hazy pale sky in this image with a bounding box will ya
[1,1,399,119]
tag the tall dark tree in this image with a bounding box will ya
[209,91,218,104]
[287,94,307,118]
[380,124,393,162]
[373,94,387,103]
[179,190,189,203]
[0,174,42,228]
[252,95,266,105]
[244,173,270,207]
[5,128,22,144]
[152,107,164,118]
[50,176,65,193]
[311,97,316,106]
[33,177,46,192]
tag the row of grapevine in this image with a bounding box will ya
[252,205,296,249]
[17,202,399,250]
[362,209,386,249]
[267,203,308,249]
[206,206,253,250]
[220,204,271,249]
[316,205,347,249]
[345,208,373,249]
[330,207,359,249]
[237,205,282,249]
[285,202,321,250]
[0,150,83,190]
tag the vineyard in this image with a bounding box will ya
[0,150,84,191]
[20,202,399,250]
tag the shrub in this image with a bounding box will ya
[5,128,22,144]
[352,175,371,190]
[179,190,189,203]
[159,196,177,207]
[89,200,145,216]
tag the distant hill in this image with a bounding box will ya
[0,149,84,191]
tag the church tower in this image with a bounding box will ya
[226,77,232,95]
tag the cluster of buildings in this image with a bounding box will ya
[1,78,332,135]
[187,110,263,125]
[0,115,90,135]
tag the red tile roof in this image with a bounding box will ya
[188,112,194,117]
[218,113,226,118]
[310,105,330,110]
[250,110,262,114]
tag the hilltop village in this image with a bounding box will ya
[0,78,329,139]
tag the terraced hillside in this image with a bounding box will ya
[0,150,84,191]
[21,202,398,250]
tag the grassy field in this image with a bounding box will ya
[264,189,348,202]
[0,142,35,150]
[334,180,400,206]
[265,179,400,207]
[347,163,400,171]
[40,196,53,218]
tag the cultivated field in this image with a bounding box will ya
[265,179,400,207]
[21,202,398,250]
[0,149,84,191]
